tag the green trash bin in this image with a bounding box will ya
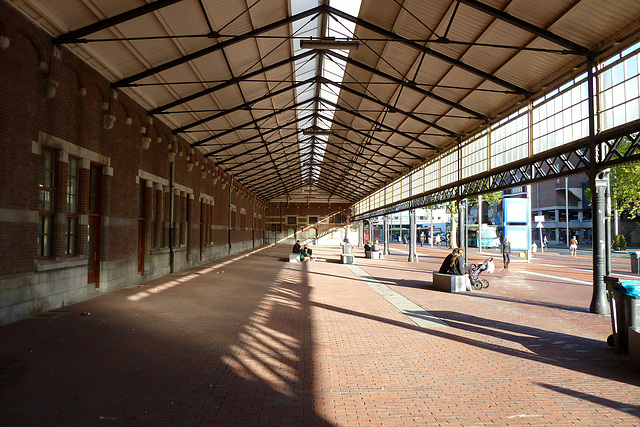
[605,276,640,351]
[630,251,639,273]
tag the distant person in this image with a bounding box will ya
[292,240,301,254]
[371,240,381,252]
[364,241,371,252]
[420,232,425,246]
[435,234,441,247]
[570,236,578,257]
[502,236,511,268]
[543,235,548,249]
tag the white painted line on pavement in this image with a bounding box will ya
[522,270,591,285]
[347,264,449,328]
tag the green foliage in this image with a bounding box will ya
[468,191,502,207]
[610,163,640,219]
[584,162,640,219]
[613,234,627,251]
[481,191,502,206]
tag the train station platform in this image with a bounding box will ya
[1,244,639,426]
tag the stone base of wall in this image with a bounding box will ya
[0,261,90,325]
[0,241,268,325]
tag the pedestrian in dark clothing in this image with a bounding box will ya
[439,251,455,274]
[502,236,511,268]
[292,240,301,253]
[447,248,465,275]
[439,248,464,275]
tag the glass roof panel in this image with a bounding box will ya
[292,0,362,194]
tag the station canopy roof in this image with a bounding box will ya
[10,0,640,205]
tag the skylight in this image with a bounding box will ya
[291,0,362,197]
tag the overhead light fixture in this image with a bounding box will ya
[299,37,359,51]
[303,128,332,135]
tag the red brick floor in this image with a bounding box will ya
[0,244,639,426]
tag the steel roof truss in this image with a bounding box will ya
[113,5,324,88]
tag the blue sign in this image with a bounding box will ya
[503,198,530,224]
[504,225,530,251]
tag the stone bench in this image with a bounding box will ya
[289,253,300,262]
[365,251,382,259]
[340,254,355,264]
[432,272,469,293]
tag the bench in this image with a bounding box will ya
[340,243,355,264]
[432,272,469,293]
[365,251,382,259]
[340,254,355,264]
[289,253,300,262]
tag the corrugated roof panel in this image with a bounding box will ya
[551,0,640,49]
[7,0,640,203]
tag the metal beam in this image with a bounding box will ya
[188,99,312,146]
[113,5,324,88]
[325,50,488,121]
[324,5,531,96]
[54,0,184,45]
[177,79,315,137]
[321,77,456,140]
[205,113,312,156]
[316,112,419,166]
[320,98,441,152]
[458,0,590,56]
[159,51,316,117]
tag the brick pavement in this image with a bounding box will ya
[0,244,639,426]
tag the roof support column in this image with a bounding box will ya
[459,199,468,266]
[590,171,610,314]
[587,54,609,315]
[408,209,418,262]
[383,215,390,256]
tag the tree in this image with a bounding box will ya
[585,163,640,224]
[609,162,640,220]
[446,192,502,248]
[480,191,502,207]
[584,137,640,221]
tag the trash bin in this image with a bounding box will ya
[630,251,639,273]
[605,276,640,351]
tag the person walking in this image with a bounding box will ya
[570,235,578,257]
[502,235,511,269]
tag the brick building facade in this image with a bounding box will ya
[0,2,272,324]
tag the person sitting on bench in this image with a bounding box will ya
[439,248,464,275]
[292,240,301,254]
[364,241,371,253]
[301,245,314,262]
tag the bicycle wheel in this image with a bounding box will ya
[481,279,489,288]
[472,279,482,290]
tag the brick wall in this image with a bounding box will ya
[0,1,269,324]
